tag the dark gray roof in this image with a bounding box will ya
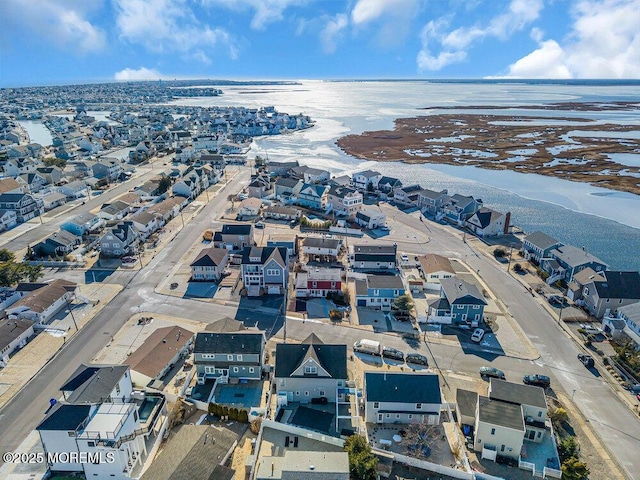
[365,372,441,404]
[523,231,561,250]
[221,223,252,235]
[61,364,129,403]
[276,177,302,188]
[46,229,80,246]
[191,247,229,267]
[302,237,341,250]
[354,170,381,179]
[194,332,264,354]
[489,379,547,409]
[469,208,503,228]
[419,189,448,200]
[0,319,33,351]
[140,424,238,480]
[355,279,368,295]
[456,389,478,420]
[241,246,287,266]
[378,176,402,186]
[440,278,487,306]
[356,211,371,222]
[275,340,347,379]
[367,274,405,290]
[36,403,90,431]
[550,245,607,269]
[592,271,640,300]
[429,297,450,310]
[478,395,524,431]
[353,244,396,255]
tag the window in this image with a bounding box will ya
[320,390,325,396]
[304,365,317,374]
[501,445,505,452]
[373,402,379,408]
[408,414,413,419]
[115,384,120,395]
[202,353,214,359]
[133,411,138,422]
[103,243,110,248]
[396,414,400,419]
[537,432,542,439]
[538,411,542,417]
[305,391,309,396]
[68,431,76,437]
[249,367,255,373]
[205,366,215,373]
[266,269,280,276]
[296,391,300,396]
[228,354,233,361]
[237,355,243,361]
[491,428,495,435]
[416,403,422,409]
[233,367,239,372]
[374,289,379,296]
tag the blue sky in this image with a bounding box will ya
[1,0,639,87]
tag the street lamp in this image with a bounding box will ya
[572,389,577,401]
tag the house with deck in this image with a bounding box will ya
[327,185,362,217]
[190,247,230,282]
[428,277,487,325]
[521,231,563,264]
[297,183,328,210]
[6,279,77,324]
[466,207,510,237]
[61,212,104,236]
[349,244,397,270]
[418,254,455,290]
[33,230,82,258]
[301,236,342,263]
[354,208,386,230]
[580,271,640,319]
[274,177,303,203]
[213,224,254,251]
[418,189,450,216]
[355,275,405,311]
[99,221,139,258]
[439,194,482,225]
[351,170,382,191]
[241,246,289,296]
[541,244,608,284]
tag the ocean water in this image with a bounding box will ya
[171,80,640,271]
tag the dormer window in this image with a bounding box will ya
[304,365,317,375]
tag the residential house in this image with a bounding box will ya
[521,231,563,263]
[267,234,298,257]
[330,175,352,187]
[255,450,349,480]
[190,247,230,281]
[146,196,183,224]
[364,372,442,425]
[0,178,24,194]
[213,224,254,251]
[6,279,77,324]
[59,363,133,403]
[297,183,328,210]
[61,212,104,236]
[541,244,608,284]
[581,271,640,319]
[428,277,487,325]
[466,208,510,237]
[17,172,47,193]
[295,268,342,298]
[99,221,139,258]
[355,275,405,311]
[418,254,455,290]
[0,209,18,231]
[301,236,342,262]
[350,244,397,270]
[57,180,88,199]
[238,197,262,218]
[125,326,194,388]
[247,174,273,199]
[36,166,65,186]
[194,332,266,384]
[135,180,162,201]
[377,176,403,195]
[33,230,82,258]
[0,193,43,222]
[274,334,347,402]
[292,166,330,184]
[602,303,640,348]
[327,185,362,218]
[440,194,482,225]
[264,205,301,221]
[266,160,299,176]
[274,177,303,203]
[193,135,222,152]
[92,158,123,182]
[0,318,35,364]
[351,170,382,191]
[41,192,67,211]
[97,200,131,222]
[130,210,160,240]
[418,189,451,216]
[354,208,386,230]
[241,246,289,296]
[393,184,424,206]
[474,394,525,463]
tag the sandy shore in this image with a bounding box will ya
[337,107,640,195]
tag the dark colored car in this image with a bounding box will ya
[578,353,595,368]
[479,366,506,380]
[406,353,429,366]
[523,374,551,389]
[382,347,404,361]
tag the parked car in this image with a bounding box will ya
[523,374,551,389]
[578,353,595,368]
[379,225,390,231]
[471,328,485,343]
[382,347,404,361]
[406,353,429,366]
[479,366,506,380]
[255,222,265,229]
[400,254,409,262]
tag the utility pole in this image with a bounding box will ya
[64,295,78,331]
[507,245,513,273]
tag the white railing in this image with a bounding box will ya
[519,457,536,475]
[543,466,563,478]
[393,452,473,480]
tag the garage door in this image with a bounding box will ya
[357,299,366,306]
[268,286,281,294]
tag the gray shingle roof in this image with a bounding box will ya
[489,379,547,409]
[592,271,640,299]
[191,247,229,267]
[523,231,561,250]
[478,395,524,431]
[274,338,347,379]
[456,389,478,420]
[365,372,441,404]
[367,274,404,290]
[353,244,396,255]
[551,245,608,269]
[194,332,264,355]
[221,223,252,235]
[0,319,33,352]
[61,364,129,403]
[302,237,341,250]
[440,277,487,305]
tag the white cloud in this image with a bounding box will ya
[205,0,307,30]
[350,0,419,47]
[115,0,235,60]
[2,0,105,54]
[530,27,544,43]
[417,0,543,71]
[114,67,164,81]
[504,0,640,79]
[320,14,348,54]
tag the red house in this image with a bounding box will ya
[295,268,342,298]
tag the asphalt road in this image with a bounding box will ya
[0,168,249,459]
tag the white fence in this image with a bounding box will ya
[392,452,474,480]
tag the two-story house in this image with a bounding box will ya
[57,180,88,199]
[297,183,329,210]
[264,205,301,222]
[274,177,303,203]
[194,332,266,385]
[36,166,65,186]
[0,209,18,231]
[213,223,254,251]
[97,200,131,222]
[440,194,482,225]
[351,170,382,191]
[541,244,608,284]
[581,271,640,319]
[99,221,139,258]
[355,275,405,311]
[377,176,403,195]
[354,208,386,230]
[61,212,105,237]
[602,303,640,348]
[247,174,273,199]
[521,231,563,264]
[92,159,123,182]
[0,193,43,222]
[350,244,397,270]
[301,237,342,263]
[17,172,47,193]
[326,185,363,218]
[365,372,442,425]
[428,277,487,325]
[190,247,230,281]
[295,268,342,298]
[418,189,450,216]
[466,208,510,237]
[130,211,160,240]
[418,254,455,290]
[393,184,424,206]
[274,334,347,403]
[0,318,35,363]
[241,246,289,296]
